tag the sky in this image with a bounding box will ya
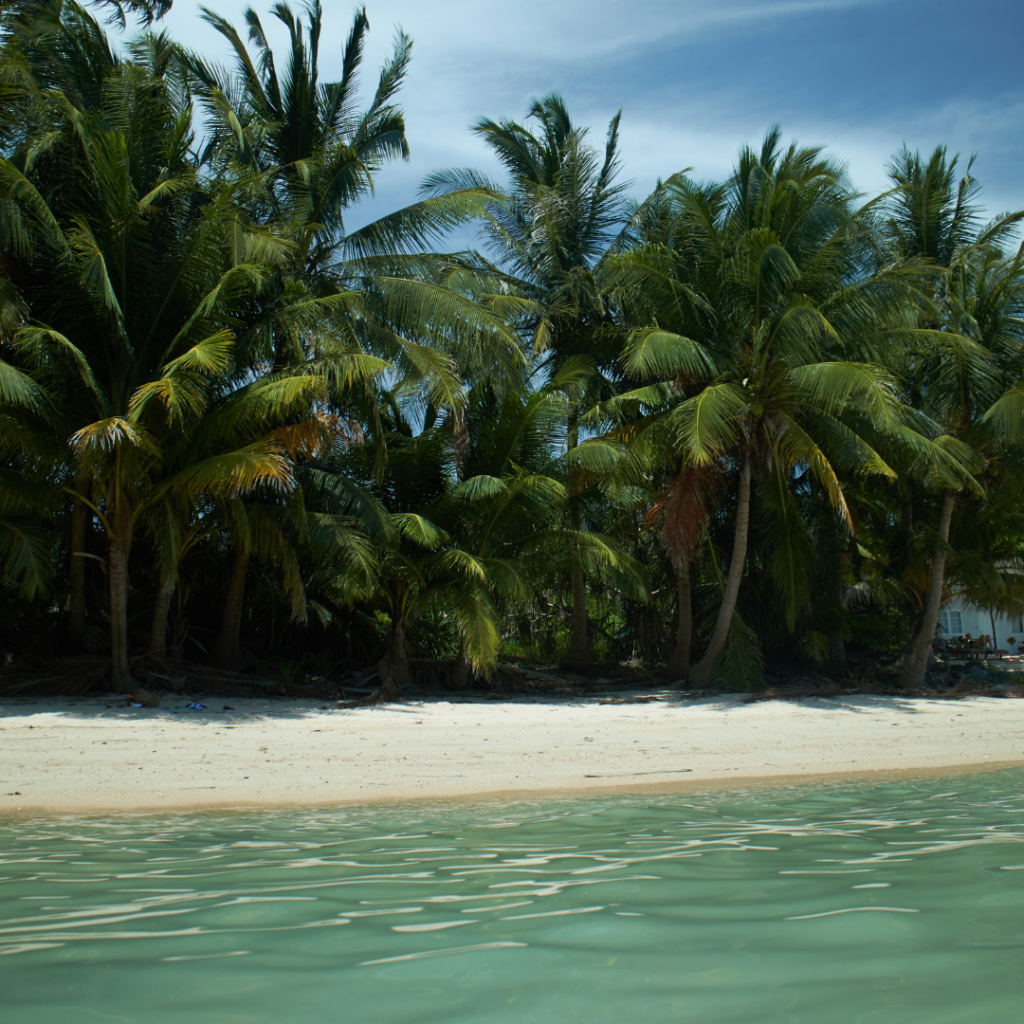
[153,0,1024,239]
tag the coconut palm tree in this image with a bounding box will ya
[437,368,646,686]
[0,0,182,644]
[172,2,529,656]
[619,130,924,686]
[881,149,1024,686]
[424,93,638,668]
[0,22,330,685]
[178,0,519,384]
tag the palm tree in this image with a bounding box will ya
[881,147,1024,686]
[338,367,642,697]
[620,130,918,686]
[437,371,645,686]
[179,0,516,376]
[0,21,315,686]
[141,374,351,665]
[174,2,527,660]
[425,93,637,668]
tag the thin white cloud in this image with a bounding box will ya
[614,94,1024,226]
[154,0,1022,233]
[164,0,880,61]
[164,0,881,105]
[341,0,881,64]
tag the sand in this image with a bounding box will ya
[2,691,1023,814]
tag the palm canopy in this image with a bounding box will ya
[424,93,631,365]
[177,1,525,417]
[180,1,502,263]
[472,94,627,286]
[182,2,409,245]
[883,147,1024,447]
[883,147,1024,269]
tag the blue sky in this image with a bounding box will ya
[157,0,1024,237]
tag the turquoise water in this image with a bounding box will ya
[2,770,1024,1023]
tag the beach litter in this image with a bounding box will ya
[126,689,160,708]
[160,703,233,714]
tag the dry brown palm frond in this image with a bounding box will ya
[269,413,363,461]
[650,461,724,568]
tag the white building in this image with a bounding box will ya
[938,600,1024,654]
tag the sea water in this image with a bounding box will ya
[1,769,1023,1023]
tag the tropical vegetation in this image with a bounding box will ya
[2,0,1023,693]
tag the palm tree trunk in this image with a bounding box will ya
[149,573,175,659]
[901,491,956,689]
[564,565,590,668]
[375,616,411,699]
[213,547,249,671]
[828,557,847,670]
[449,639,471,690]
[452,408,468,482]
[562,488,591,669]
[664,555,692,680]
[69,475,88,648]
[690,457,752,687]
[108,508,132,690]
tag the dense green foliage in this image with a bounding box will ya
[2,0,1023,691]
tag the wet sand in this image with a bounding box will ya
[2,692,1023,814]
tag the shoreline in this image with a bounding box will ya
[3,761,1022,820]
[2,692,1024,816]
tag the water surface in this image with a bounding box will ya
[2,769,1024,1022]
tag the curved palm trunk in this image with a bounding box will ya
[900,491,956,689]
[213,547,249,671]
[149,573,175,660]
[69,477,88,648]
[690,458,752,687]
[664,555,692,680]
[449,639,471,690]
[108,508,133,690]
[375,616,411,700]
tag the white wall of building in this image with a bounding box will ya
[939,600,1024,653]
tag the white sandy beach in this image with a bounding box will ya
[2,691,1023,814]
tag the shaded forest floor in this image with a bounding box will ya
[2,651,1023,706]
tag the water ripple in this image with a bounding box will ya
[2,770,1024,1021]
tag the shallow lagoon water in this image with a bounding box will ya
[2,769,1024,1023]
